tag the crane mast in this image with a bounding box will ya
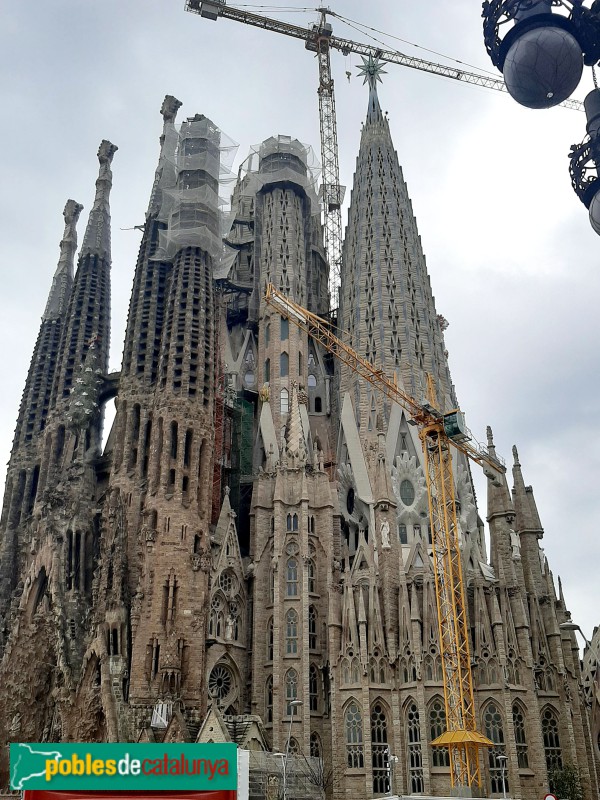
[185,0,582,303]
[264,284,501,788]
[313,11,344,305]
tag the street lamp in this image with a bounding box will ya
[559,619,600,715]
[282,699,303,800]
[482,1,600,108]
[560,620,592,647]
[386,747,399,796]
[481,1,600,235]
[496,753,508,800]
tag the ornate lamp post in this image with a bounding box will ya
[567,89,600,232]
[496,753,508,800]
[386,747,399,796]
[482,1,600,108]
[482,1,600,233]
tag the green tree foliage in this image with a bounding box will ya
[549,763,583,800]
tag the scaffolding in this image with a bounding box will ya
[150,115,239,263]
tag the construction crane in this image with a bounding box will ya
[185,0,583,304]
[184,2,513,788]
[264,282,505,789]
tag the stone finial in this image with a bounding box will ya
[512,445,520,466]
[43,199,84,320]
[161,95,183,123]
[98,140,118,165]
[64,198,84,226]
[486,425,494,448]
[81,141,117,258]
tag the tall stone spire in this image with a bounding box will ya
[52,142,116,405]
[81,140,117,260]
[0,199,83,632]
[511,445,546,596]
[146,95,182,219]
[9,200,84,457]
[284,382,308,467]
[120,96,181,385]
[339,58,454,439]
[43,200,83,320]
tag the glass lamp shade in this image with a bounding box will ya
[588,189,600,235]
[503,26,583,109]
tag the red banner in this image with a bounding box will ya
[24,792,236,800]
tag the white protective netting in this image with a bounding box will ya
[237,135,321,212]
[150,114,238,262]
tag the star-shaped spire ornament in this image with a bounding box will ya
[357,54,387,90]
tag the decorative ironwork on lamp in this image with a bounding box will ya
[482,1,600,233]
[482,0,600,109]
[569,86,600,232]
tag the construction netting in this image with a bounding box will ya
[235,136,320,212]
[150,114,238,263]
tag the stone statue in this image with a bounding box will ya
[380,519,391,549]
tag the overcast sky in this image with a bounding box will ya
[1,1,599,644]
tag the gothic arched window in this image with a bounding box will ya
[209,595,225,638]
[286,558,298,596]
[309,664,319,712]
[281,388,289,413]
[267,618,274,661]
[406,701,424,793]
[307,558,316,593]
[310,731,321,758]
[429,698,450,768]
[285,669,298,715]
[280,352,289,378]
[266,675,273,723]
[484,702,508,795]
[269,566,275,603]
[286,608,298,654]
[371,703,389,795]
[513,702,529,769]
[542,707,563,775]
[308,605,317,650]
[345,701,364,768]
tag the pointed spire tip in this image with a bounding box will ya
[512,445,520,466]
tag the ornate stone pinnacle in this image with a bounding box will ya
[161,95,183,123]
[357,55,387,91]
[512,445,520,466]
[63,199,83,226]
[486,425,494,448]
[98,140,118,165]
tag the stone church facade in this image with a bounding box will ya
[0,80,598,800]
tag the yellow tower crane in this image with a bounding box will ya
[264,283,505,790]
